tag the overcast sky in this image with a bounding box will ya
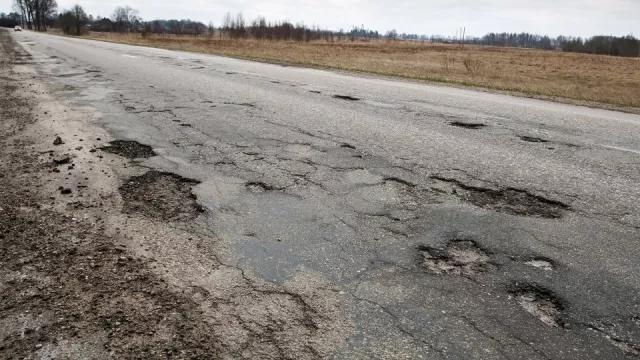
[2,0,638,38]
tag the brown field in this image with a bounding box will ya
[61,31,640,109]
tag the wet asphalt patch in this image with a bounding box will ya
[449,121,487,129]
[509,282,567,328]
[332,95,360,101]
[120,171,203,221]
[431,176,569,218]
[100,140,156,159]
[418,239,497,276]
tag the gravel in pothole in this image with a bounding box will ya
[119,171,203,221]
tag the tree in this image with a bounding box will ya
[71,4,87,35]
[111,5,139,32]
[58,4,86,35]
[13,0,57,31]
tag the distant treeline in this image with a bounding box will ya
[5,3,639,58]
[477,32,639,57]
[0,12,21,27]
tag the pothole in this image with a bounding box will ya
[509,283,566,328]
[100,140,156,159]
[418,239,496,276]
[332,95,360,101]
[524,257,554,271]
[449,122,486,129]
[431,176,569,218]
[246,181,275,193]
[519,136,549,143]
[120,171,203,221]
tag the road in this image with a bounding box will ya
[5,29,640,359]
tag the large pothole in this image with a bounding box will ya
[432,176,569,218]
[418,239,496,276]
[119,171,203,221]
[509,283,566,328]
[101,140,156,159]
[449,121,486,129]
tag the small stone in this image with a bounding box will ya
[61,188,72,195]
[35,344,43,349]
[75,146,83,150]
[54,156,71,165]
[53,136,64,145]
[89,149,97,153]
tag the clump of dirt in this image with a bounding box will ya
[449,121,486,129]
[418,239,496,276]
[509,283,566,328]
[332,95,360,101]
[120,171,203,221]
[519,136,549,143]
[431,176,569,218]
[100,140,156,159]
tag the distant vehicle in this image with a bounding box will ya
[14,26,22,31]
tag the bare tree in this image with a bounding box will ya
[71,4,87,35]
[13,0,57,31]
[207,21,215,37]
[112,5,140,32]
[222,12,231,37]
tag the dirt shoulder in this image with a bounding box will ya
[0,27,225,360]
[0,29,345,360]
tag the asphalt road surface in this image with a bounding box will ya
[6,30,640,359]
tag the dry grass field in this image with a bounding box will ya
[68,31,640,109]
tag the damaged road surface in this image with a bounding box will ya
[2,29,640,359]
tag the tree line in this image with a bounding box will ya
[13,0,57,31]
[477,32,639,57]
[5,2,639,57]
[0,12,21,27]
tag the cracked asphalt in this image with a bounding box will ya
[4,29,640,359]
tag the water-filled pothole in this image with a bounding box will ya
[120,171,203,221]
[100,140,156,159]
[418,240,496,276]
